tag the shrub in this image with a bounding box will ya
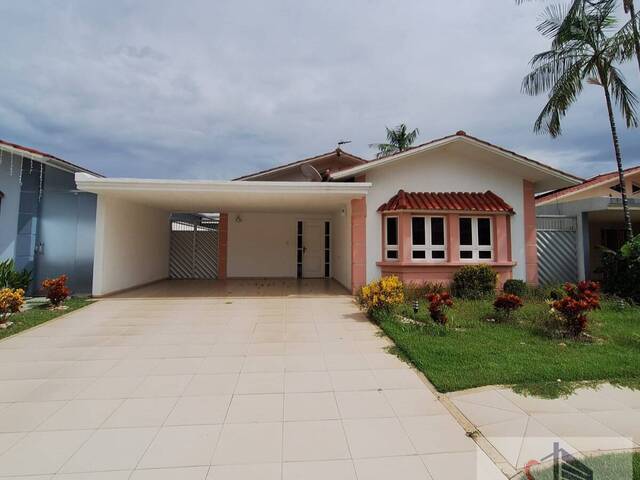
[526,283,565,301]
[493,293,523,322]
[42,275,71,307]
[426,292,454,325]
[503,279,527,297]
[452,265,497,299]
[358,276,404,314]
[551,281,601,337]
[403,281,448,303]
[599,235,640,303]
[0,288,25,323]
[0,259,32,292]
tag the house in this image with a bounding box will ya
[75,131,580,297]
[536,165,640,282]
[0,140,99,294]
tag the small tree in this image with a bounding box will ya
[369,124,420,159]
[42,275,71,307]
[426,292,454,325]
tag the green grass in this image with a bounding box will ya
[0,297,93,341]
[375,298,640,395]
[518,452,640,480]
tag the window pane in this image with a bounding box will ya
[432,250,445,259]
[386,217,398,246]
[460,218,472,245]
[460,250,473,259]
[412,250,426,259]
[297,221,303,235]
[297,250,302,263]
[325,236,330,249]
[297,236,302,249]
[412,217,425,245]
[324,222,330,235]
[431,218,445,246]
[478,218,491,246]
[387,250,398,260]
[325,264,330,277]
[479,250,492,259]
[325,250,330,263]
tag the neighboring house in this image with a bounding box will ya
[76,131,580,297]
[536,166,640,282]
[0,140,99,294]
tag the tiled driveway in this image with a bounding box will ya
[0,281,505,479]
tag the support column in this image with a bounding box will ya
[398,212,412,263]
[523,180,539,285]
[351,197,367,294]
[577,212,590,281]
[218,213,228,280]
[447,214,460,263]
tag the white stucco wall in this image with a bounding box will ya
[331,203,351,290]
[364,148,526,282]
[227,212,344,280]
[92,196,170,296]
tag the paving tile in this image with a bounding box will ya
[38,399,122,431]
[590,409,640,444]
[54,472,132,479]
[515,417,578,469]
[165,394,232,426]
[283,420,350,462]
[421,450,506,480]
[61,427,157,473]
[23,378,93,402]
[132,375,192,398]
[324,353,369,371]
[185,374,239,396]
[212,422,282,465]
[103,397,178,428]
[235,373,284,394]
[384,389,445,417]
[479,416,529,467]
[496,388,579,414]
[284,354,326,372]
[564,387,630,412]
[284,392,339,421]
[105,359,161,377]
[0,401,65,432]
[283,459,357,480]
[373,369,426,390]
[355,455,432,480]
[335,390,395,419]
[241,356,285,373]
[226,394,283,423]
[330,370,378,392]
[343,417,415,459]
[131,468,209,480]
[0,379,45,402]
[453,399,527,427]
[207,463,281,480]
[285,371,332,393]
[150,357,206,376]
[138,425,222,468]
[450,389,524,413]
[0,430,92,476]
[400,415,476,455]
[199,357,245,374]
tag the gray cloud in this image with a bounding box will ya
[0,0,638,180]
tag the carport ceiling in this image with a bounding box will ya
[75,174,371,213]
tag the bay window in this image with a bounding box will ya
[385,216,399,260]
[459,217,493,261]
[411,216,446,261]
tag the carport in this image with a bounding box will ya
[75,174,370,297]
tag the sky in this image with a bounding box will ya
[0,0,639,181]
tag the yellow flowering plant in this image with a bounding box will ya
[358,275,405,313]
[0,288,25,323]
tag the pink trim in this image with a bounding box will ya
[351,197,367,294]
[399,212,412,263]
[218,213,228,280]
[447,214,460,263]
[523,180,538,285]
[378,263,514,288]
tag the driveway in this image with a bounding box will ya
[0,281,505,479]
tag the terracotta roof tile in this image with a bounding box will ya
[378,190,514,213]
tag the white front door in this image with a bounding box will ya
[302,220,324,278]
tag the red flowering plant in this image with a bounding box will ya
[493,293,524,322]
[42,275,71,307]
[551,281,600,337]
[426,292,454,325]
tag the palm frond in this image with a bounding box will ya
[607,65,640,127]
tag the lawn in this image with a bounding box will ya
[375,297,640,396]
[0,297,93,341]
[518,452,640,480]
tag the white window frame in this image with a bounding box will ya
[411,216,447,262]
[459,217,493,262]
[384,216,399,261]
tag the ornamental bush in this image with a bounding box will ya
[0,259,32,292]
[452,265,497,299]
[493,293,523,322]
[502,279,527,297]
[551,281,601,337]
[599,235,640,303]
[358,276,404,314]
[426,292,454,325]
[42,275,71,307]
[0,288,24,323]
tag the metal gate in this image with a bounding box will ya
[169,218,218,279]
[536,216,578,285]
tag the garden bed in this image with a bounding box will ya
[0,297,93,341]
[374,297,640,395]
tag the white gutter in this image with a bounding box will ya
[0,144,101,177]
[75,173,371,196]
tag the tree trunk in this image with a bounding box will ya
[600,69,634,241]
[627,1,640,74]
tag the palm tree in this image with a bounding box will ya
[370,124,420,159]
[522,0,638,240]
[623,0,640,72]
